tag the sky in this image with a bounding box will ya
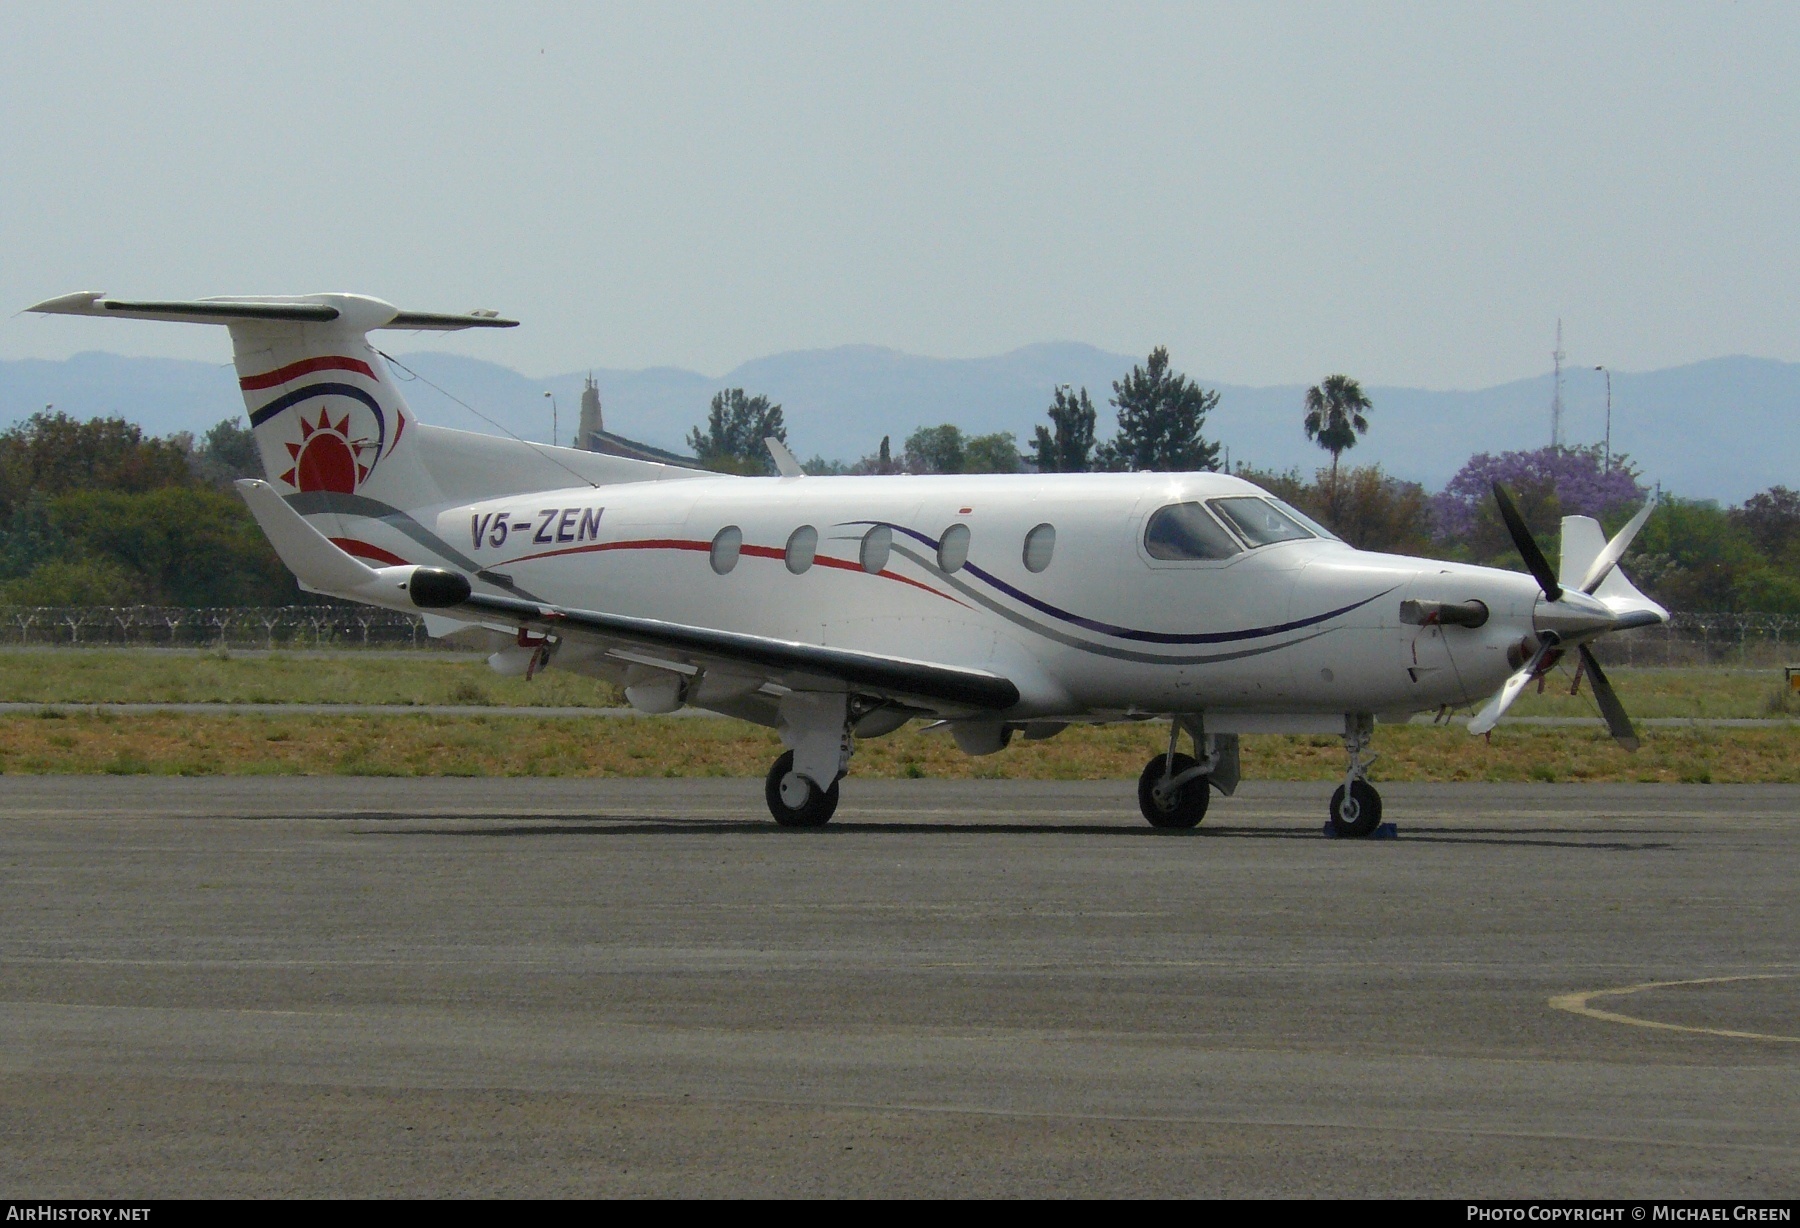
[3,2,1797,389]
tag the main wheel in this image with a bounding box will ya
[1137,753,1210,829]
[765,749,840,827]
[1328,779,1382,838]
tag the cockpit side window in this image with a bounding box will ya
[1208,497,1314,547]
[1144,502,1242,561]
[1268,498,1339,542]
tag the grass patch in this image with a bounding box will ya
[0,649,623,707]
[1506,664,1792,720]
[0,652,1791,722]
[0,652,1789,783]
[0,712,1792,783]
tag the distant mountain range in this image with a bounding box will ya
[2,345,1792,504]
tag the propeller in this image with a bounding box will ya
[1467,482,1651,747]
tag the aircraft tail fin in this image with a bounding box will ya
[30,292,518,513]
[27,292,706,522]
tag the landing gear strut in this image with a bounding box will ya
[1137,717,1213,829]
[1329,714,1383,838]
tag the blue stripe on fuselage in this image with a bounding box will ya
[864,520,1391,646]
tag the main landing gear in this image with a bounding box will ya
[1137,717,1215,829]
[764,692,854,828]
[1329,714,1383,838]
[765,749,840,827]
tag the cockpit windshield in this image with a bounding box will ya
[1208,497,1315,547]
[1144,502,1243,561]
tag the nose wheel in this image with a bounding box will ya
[1328,779,1382,838]
[1328,714,1382,837]
[765,749,840,827]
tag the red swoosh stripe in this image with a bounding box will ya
[330,537,408,566]
[497,538,963,604]
[240,355,378,391]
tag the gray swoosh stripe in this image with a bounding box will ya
[283,490,541,601]
[891,544,1328,666]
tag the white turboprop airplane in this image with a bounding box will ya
[28,292,1669,834]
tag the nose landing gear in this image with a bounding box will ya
[1328,714,1383,837]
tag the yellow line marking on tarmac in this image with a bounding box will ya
[1549,974,1800,1043]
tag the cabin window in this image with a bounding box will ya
[860,524,892,574]
[1208,497,1313,547]
[785,525,818,574]
[1144,503,1241,561]
[710,526,743,575]
[937,523,971,573]
[1022,523,1056,573]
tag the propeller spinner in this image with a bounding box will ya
[1467,482,1660,748]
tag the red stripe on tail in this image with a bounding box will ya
[240,355,377,391]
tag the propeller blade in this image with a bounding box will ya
[1578,644,1640,750]
[1580,494,1659,594]
[1469,637,1558,736]
[1492,482,1562,601]
[1468,666,1533,736]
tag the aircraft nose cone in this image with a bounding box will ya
[1533,590,1617,640]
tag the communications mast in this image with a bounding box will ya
[1550,319,1566,448]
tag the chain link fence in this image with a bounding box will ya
[0,606,1794,664]
[0,606,439,650]
[1604,613,1800,667]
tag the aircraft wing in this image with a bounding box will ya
[455,590,1021,713]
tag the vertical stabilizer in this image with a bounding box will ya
[224,296,442,521]
[26,291,527,560]
[25,292,708,572]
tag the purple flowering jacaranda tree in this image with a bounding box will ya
[1433,445,1646,545]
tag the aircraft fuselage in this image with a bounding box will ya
[421,469,1540,725]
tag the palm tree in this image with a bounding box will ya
[1303,374,1373,493]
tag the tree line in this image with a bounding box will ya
[0,412,293,607]
[1,352,1794,615]
[686,346,1223,477]
[685,347,1800,616]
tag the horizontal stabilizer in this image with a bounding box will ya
[28,291,516,331]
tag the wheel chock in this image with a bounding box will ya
[1321,822,1398,840]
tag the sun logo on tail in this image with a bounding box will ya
[280,408,372,494]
